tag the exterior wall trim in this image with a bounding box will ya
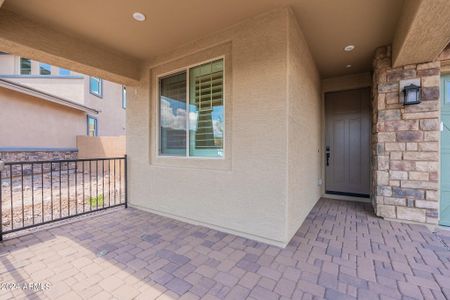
[128,203,288,248]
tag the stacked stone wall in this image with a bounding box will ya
[372,46,441,224]
[0,151,78,163]
[0,151,78,177]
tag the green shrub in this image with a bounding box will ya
[89,194,104,208]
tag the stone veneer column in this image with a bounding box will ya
[372,46,440,224]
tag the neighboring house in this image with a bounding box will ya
[0,0,450,248]
[0,53,126,161]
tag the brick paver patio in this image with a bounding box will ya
[1,198,450,299]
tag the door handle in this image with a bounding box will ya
[326,146,330,166]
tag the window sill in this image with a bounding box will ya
[89,91,103,98]
[151,155,231,171]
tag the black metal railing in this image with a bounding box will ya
[0,156,127,241]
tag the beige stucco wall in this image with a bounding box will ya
[0,86,85,148]
[0,55,86,103]
[0,9,141,84]
[0,54,15,74]
[84,78,126,136]
[10,76,127,137]
[0,53,126,137]
[127,8,322,246]
[8,77,85,104]
[77,136,125,159]
[128,9,289,246]
[392,0,450,67]
[286,11,322,240]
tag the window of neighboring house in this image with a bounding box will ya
[59,68,70,76]
[89,76,103,97]
[20,58,31,75]
[39,63,51,75]
[159,58,224,158]
[122,86,127,109]
[87,116,98,136]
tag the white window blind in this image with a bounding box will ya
[189,59,224,157]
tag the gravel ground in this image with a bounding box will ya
[1,167,125,232]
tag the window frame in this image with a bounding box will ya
[156,56,226,160]
[86,115,98,136]
[39,63,52,75]
[19,57,32,75]
[89,76,103,98]
[122,86,127,109]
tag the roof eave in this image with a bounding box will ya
[0,78,99,114]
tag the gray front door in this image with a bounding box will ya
[325,88,370,197]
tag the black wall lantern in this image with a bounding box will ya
[402,83,421,105]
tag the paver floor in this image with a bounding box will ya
[1,198,450,299]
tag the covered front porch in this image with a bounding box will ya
[1,1,450,298]
[0,0,449,247]
[2,198,450,299]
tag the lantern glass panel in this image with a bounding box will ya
[406,90,417,104]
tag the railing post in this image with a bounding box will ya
[124,155,128,208]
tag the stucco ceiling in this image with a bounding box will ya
[3,0,404,78]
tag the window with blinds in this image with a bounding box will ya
[158,58,224,158]
[189,59,224,157]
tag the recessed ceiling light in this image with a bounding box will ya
[346,64,352,68]
[344,45,355,52]
[132,12,146,22]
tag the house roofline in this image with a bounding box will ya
[0,74,84,79]
[0,147,78,152]
[0,78,99,114]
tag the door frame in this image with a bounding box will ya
[440,73,450,226]
[321,86,372,202]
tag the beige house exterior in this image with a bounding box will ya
[0,53,126,159]
[126,10,322,246]
[0,0,449,247]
